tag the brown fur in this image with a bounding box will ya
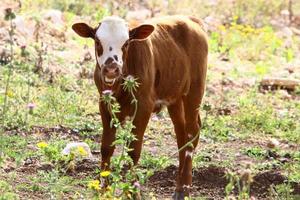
[76,15,208,198]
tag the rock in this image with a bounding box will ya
[12,16,33,37]
[280,9,290,25]
[242,78,256,87]
[267,138,280,149]
[278,90,292,100]
[270,19,285,29]
[126,9,152,26]
[203,15,222,32]
[23,157,35,165]
[61,142,93,158]
[277,27,293,38]
[44,9,64,27]
[280,9,290,16]
[207,0,218,6]
[278,109,288,118]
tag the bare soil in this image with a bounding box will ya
[2,126,300,199]
[147,165,300,199]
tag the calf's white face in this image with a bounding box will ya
[95,17,129,68]
[72,16,155,86]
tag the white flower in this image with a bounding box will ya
[102,90,113,95]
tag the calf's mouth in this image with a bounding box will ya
[100,64,121,86]
[104,76,116,86]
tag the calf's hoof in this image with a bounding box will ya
[172,191,185,200]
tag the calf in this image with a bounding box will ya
[72,15,208,199]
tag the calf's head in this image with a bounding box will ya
[72,16,154,86]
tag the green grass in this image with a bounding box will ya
[0,180,19,200]
[243,146,266,159]
[0,134,32,166]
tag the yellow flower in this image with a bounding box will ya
[37,142,48,149]
[77,146,87,156]
[88,180,100,190]
[233,15,239,21]
[235,24,243,31]
[100,170,111,177]
[6,90,14,98]
[218,25,226,32]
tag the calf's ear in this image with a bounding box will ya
[72,23,95,39]
[129,24,154,41]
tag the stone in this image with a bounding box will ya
[13,16,30,36]
[44,9,64,27]
[62,142,93,158]
[126,9,152,25]
[267,138,280,149]
[279,27,293,38]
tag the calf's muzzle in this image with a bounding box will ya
[101,63,121,85]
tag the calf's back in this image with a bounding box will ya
[125,16,208,104]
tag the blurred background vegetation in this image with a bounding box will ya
[0,0,299,129]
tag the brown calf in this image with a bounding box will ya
[72,15,208,199]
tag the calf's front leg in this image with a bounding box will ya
[128,102,153,165]
[100,100,153,168]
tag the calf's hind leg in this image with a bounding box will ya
[174,84,203,199]
[167,100,186,195]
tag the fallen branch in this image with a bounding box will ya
[259,77,300,91]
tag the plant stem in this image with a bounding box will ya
[1,17,14,129]
[25,65,31,130]
[130,90,138,121]
[171,106,206,158]
[171,129,200,158]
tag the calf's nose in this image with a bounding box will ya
[104,57,114,65]
[103,65,120,77]
[106,67,118,74]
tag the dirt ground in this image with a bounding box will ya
[2,125,300,199]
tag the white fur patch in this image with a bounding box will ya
[96,16,129,67]
[185,150,193,158]
[155,99,169,107]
